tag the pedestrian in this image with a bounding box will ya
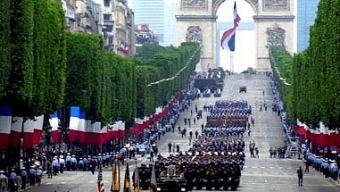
[248,129,251,136]
[297,167,303,186]
[168,141,172,153]
[195,130,199,139]
[0,170,8,192]
[28,166,36,186]
[8,169,17,192]
[36,167,43,186]
[178,126,181,134]
[305,161,309,173]
[20,167,27,189]
[255,147,259,158]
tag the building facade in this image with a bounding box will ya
[115,0,136,56]
[129,0,164,44]
[297,0,319,52]
[62,0,135,56]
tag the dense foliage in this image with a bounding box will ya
[269,0,340,130]
[0,0,200,132]
[0,0,66,117]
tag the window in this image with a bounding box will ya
[103,14,111,21]
[104,0,110,7]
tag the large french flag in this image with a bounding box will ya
[0,105,13,150]
[50,112,60,143]
[77,110,86,142]
[11,117,23,147]
[23,118,35,149]
[220,1,241,51]
[33,115,44,146]
[69,106,80,143]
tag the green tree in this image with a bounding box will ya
[0,0,11,99]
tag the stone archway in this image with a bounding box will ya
[176,0,295,72]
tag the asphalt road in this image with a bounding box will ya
[24,74,339,192]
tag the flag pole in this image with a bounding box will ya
[230,51,234,74]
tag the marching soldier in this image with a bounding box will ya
[71,155,77,171]
[66,153,72,171]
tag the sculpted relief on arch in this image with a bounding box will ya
[263,0,289,10]
[186,26,202,42]
[181,0,208,10]
[266,23,286,48]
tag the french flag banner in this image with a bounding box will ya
[91,122,102,145]
[69,106,81,143]
[100,126,108,144]
[0,105,13,150]
[77,110,86,142]
[23,118,35,149]
[117,121,125,139]
[113,122,119,140]
[33,115,44,146]
[50,112,60,143]
[11,117,23,147]
[83,119,92,144]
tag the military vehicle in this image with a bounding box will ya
[156,165,188,192]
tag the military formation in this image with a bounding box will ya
[204,100,251,137]
[136,100,249,191]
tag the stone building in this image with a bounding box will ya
[61,0,136,56]
[115,0,136,56]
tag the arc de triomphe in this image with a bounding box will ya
[176,0,295,72]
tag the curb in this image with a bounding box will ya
[329,178,340,186]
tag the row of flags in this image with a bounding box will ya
[50,106,126,145]
[104,161,157,192]
[297,120,340,147]
[0,104,44,150]
[0,105,126,151]
[220,1,241,51]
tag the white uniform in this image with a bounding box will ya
[0,174,8,192]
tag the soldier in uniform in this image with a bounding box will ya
[0,170,8,192]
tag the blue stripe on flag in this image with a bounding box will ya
[50,111,58,119]
[228,32,236,51]
[0,104,13,116]
[70,106,80,118]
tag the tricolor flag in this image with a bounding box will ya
[69,106,81,143]
[111,160,120,192]
[11,116,23,147]
[97,162,105,192]
[123,163,131,192]
[23,118,35,149]
[220,1,241,51]
[50,112,60,143]
[133,167,140,192]
[149,164,157,192]
[78,110,86,142]
[0,105,13,150]
[32,115,44,146]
